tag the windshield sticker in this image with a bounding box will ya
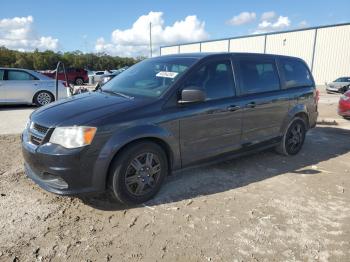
[156,71,178,79]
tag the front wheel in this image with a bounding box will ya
[108,142,168,205]
[276,117,307,156]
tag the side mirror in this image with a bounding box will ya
[178,87,206,104]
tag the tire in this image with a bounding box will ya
[33,91,54,107]
[276,117,307,156]
[75,77,84,85]
[108,142,168,205]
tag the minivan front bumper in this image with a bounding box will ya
[21,129,104,195]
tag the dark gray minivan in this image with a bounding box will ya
[22,53,318,204]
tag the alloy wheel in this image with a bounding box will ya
[124,152,161,196]
[286,122,304,154]
[37,92,52,105]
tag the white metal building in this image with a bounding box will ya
[160,23,350,85]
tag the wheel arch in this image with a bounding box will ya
[75,77,84,84]
[281,104,310,134]
[90,123,180,191]
[104,136,174,189]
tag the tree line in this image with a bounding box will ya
[0,47,144,71]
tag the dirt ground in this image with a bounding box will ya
[0,89,349,261]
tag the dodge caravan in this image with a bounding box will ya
[22,53,318,204]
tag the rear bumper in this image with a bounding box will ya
[309,111,318,128]
[338,109,350,117]
[338,100,350,117]
[326,87,340,93]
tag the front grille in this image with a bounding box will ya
[30,135,42,145]
[33,123,49,134]
[28,122,49,146]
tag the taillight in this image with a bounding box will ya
[315,89,320,103]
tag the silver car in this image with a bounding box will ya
[326,77,350,94]
[0,67,69,106]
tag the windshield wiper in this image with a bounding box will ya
[101,89,134,100]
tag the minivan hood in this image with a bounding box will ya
[31,91,147,127]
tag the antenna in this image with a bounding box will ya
[149,22,152,58]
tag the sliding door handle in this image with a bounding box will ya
[246,102,256,108]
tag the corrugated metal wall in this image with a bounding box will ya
[229,35,265,53]
[312,24,350,84]
[160,23,350,85]
[265,29,316,67]
[179,43,201,53]
[201,40,228,52]
[160,46,179,55]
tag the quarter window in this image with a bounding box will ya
[280,59,313,88]
[239,59,280,94]
[183,60,236,100]
[8,70,36,81]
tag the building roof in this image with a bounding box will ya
[160,22,350,49]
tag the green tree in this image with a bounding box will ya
[0,46,138,71]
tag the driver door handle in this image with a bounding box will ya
[227,105,240,112]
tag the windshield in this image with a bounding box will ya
[101,57,198,98]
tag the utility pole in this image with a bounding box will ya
[149,22,152,58]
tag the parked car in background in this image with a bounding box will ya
[42,68,88,85]
[338,90,350,119]
[0,67,68,106]
[22,53,318,205]
[98,67,128,86]
[326,77,350,93]
[89,71,105,84]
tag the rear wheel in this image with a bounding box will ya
[33,91,54,107]
[75,77,84,85]
[276,117,306,156]
[108,142,168,205]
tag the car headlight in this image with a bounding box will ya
[25,119,31,130]
[49,126,97,149]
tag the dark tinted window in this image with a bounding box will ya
[184,60,235,100]
[336,77,350,82]
[239,58,280,94]
[8,70,35,80]
[280,59,313,88]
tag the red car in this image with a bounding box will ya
[338,90,350,118]
[42,68,88,85]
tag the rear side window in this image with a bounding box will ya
[280,59,313,88]
[0,70,4,80]
[8,70,36,80]
[183,59,236,100]
[239,58,280,95]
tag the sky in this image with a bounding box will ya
[0,0,349,57]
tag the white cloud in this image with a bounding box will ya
[254,15,291,33]
[298,20,308,28]
[227,12,256,26]
[261,11,276,21]
[95,11,209,57]
[0,16,59,51]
